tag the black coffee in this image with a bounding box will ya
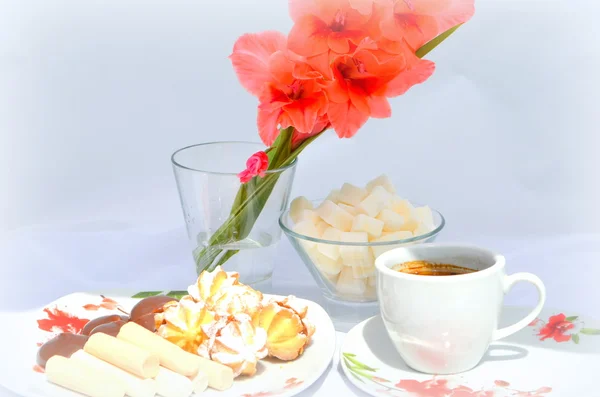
[392,261,478,276]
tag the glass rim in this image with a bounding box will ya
[171,141,298,175]
[279,199,445,246]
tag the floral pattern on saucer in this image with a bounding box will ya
[528,313,600,344]
[343,353,552,397]
[341,311,600,397]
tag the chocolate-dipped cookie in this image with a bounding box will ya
[88,320,127,337]
[130,295,178,321]
[132,313,161,332]
[36,333,89,368]
[81,315,129,336]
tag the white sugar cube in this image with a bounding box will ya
[376,209,406,232]
[338,183,369,207]
[367,275,377,287]
[413,223,433,238]
[315,220,330,236]
[366,284,376,299]
[398,217,419,232]
[323,271,340,285]
[290,196,313,224]
[366,174,396,194]
[352,264,376,279]
[339,203,359,216]
[358,186,392,217]
[351,214,384,238]
[317,227,342,260]
[325,189,341,204]
[340,231,369,243]
[371,231,413,258]
[293,220,321,250]
[299,209,320,224]
[391,197,416,218]
[336,266,367,297]
[316,200,354,232]
[309,248,343,276]
[414,206,434,228]
[368,234,379,243]
[339,232,372,267]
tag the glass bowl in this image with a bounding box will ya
[279,200,445,303]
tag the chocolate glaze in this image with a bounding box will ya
[130,295,178,321]
[36,333,89,368]
[82,315,129,336]
[89,320,127,337]
[133,313,160,332]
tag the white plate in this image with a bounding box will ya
[341,307,600,396]
[0,291,336,397]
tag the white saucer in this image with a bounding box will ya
[341,307,600,396]
[0,291,336,397]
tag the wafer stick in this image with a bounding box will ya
[84,333,160,379]
[45,355,126,397]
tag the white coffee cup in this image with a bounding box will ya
[375,244,546,375]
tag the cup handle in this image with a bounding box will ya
[492,273,546,341]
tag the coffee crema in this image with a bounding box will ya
[392,261,478,276]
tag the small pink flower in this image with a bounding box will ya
[238,151,269,184]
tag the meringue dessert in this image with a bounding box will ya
[158,266,316,377]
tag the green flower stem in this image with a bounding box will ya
[193,128,323,274]
[416,24,463,58]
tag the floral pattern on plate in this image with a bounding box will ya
[18,292,335,397]
[240,377,304,397]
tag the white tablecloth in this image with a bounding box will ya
[1,226,599,396]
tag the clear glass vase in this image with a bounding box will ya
[172,142,297,289]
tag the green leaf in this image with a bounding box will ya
[351,368,376,379]
[131,291,163,298]
[572,334,580,344]
[208,249,240,272]
[268,127,294,168]
[344,355,377,372]
[195,246,224,275]
[165,291,188,299]
[290,131,323,157]
[565,316,579,322]
[580,328,600,335]
[349,371,365,384]
[343,352,356,358]
[344,358,374,380]
[416,24,463,59]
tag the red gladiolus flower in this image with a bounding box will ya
[238,151,270,184]
[324,39,434,138]
[230,0,475,143]
[288,0,380,78]
[379,0,475,51]
[230,32,329,145]
[538,314,575,343]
